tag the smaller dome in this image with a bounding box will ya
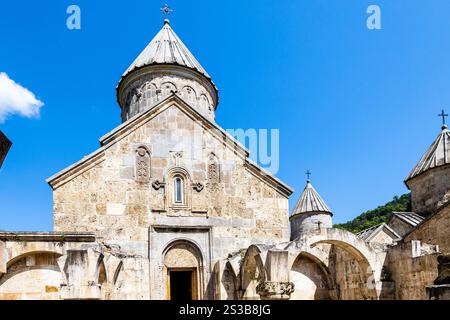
[291,180,332,217]
[406,126,450,183]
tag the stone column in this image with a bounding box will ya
[256,250,294,300]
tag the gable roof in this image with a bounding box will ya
[406,126,450,183]
[357,223,401,243]
[291,180,332,217]
[390,212,425,227]
[47,94,293,197]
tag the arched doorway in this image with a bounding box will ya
[163,240,204,301]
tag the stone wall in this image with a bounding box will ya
[407,165,450,215]
[386,204,450,300]
[47,98,291,300]
[387,217,414,238]
[404,204,450,253]
[0,235,149,300]
[386,242,438,300]
[290,213,333,240]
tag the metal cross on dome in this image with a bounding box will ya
[438,109,448,127]
[160,4,174,18]
[306,170,312,181]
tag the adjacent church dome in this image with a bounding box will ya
[406,125,450,182]
[117,19,218,123]
[290,179,333,240]
[291,180,332,216]
[405,121,450,215]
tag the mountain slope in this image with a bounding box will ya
[335,193,412,233]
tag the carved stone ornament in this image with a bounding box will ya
[135,146,150,183]
[193,182,204,192]
[152,180,166,190]
[256,281,295,301]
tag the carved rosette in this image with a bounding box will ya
[256,281,295,301]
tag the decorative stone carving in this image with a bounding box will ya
[170,151,184,166]
[135,146,151,183]
[207,153,220,191]
[119,70,217,123]
[256,281,295,300]
[152,180,166,190]
[193,182,204,192]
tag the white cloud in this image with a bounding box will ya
[0,72,44,123]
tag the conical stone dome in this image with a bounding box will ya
[117,19,218,123]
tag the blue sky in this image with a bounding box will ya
[1,0,449,231]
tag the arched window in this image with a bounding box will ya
[174,176,184,204]
[166,167,191,209]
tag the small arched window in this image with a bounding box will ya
[174,176,184,204]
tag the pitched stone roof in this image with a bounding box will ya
[391,212,425,227]
[291,180,332,217]
[406,126,450,182]
[122,19,212,81]
[357,223,401,243]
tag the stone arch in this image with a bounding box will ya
[181,85,197,105]
[291,228,381,300]
[289,251,335,300]
[199,94,210,111]
[241,245,267,300]
[143,82,159,107]
[0,251,64,300]
[162,239,205,300]
[161,81,177,98]
[221,261,239,300]
[128,87,142,115]
[6,244,64,270]
[95,254,107,286]
[112,261,124,286]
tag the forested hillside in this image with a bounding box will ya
[335,193,411,233]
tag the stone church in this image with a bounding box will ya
[0,17,449,300]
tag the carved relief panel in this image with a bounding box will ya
[207,153,220,191]
[135,146,151,183]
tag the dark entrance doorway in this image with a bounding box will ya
[168,269,197,302]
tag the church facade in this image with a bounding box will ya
[0,18,449,300]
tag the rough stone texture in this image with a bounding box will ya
[28,96,290,301]
[0,238,147,300]
[407,165,450,216]
[388,216,416,238]
[119,67,217,123]
[290,213,332,240]
[384,204,450,300]
[1,17,449,300]
[404,203,450,253]
[427,285,450,300]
